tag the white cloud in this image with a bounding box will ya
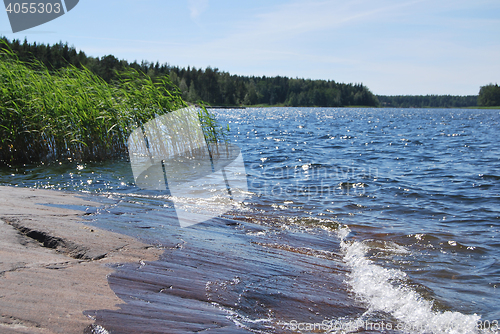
[188,0,209,20]
[58,0,500,95]
[176,0,498,94]
[235,0,428,41]
[169,1,406,73]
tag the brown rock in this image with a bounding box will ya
[0,186,162,334]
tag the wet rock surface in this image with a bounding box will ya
[0,186,162,334]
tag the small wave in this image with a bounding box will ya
[211,302,274,334]
[362,239,411,256]
[479,174,500,181]
[338,225,489,334]
[338,182,369,189]
[84,324,110,334]
[253,242,341,260]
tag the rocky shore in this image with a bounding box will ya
[0,186,162,334]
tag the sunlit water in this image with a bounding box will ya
[1,107,499,333]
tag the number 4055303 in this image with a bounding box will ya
[5,2,62,14]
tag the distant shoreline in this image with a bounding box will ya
[206,105,500,109]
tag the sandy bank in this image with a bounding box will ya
[0,186,162,334]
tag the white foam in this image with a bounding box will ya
[211,302,273,334]
[338,226,489,334]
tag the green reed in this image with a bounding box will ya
[0,44,225,165]
[197,101,229,144]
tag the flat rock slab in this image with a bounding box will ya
[0,186,162,334]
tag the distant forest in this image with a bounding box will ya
[477,84,500,107]
[377,95,478,108]
[1,37,495,108]
[0,38,379,107]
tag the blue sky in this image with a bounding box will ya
[1,0,499,95]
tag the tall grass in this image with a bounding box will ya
[197,101,229,144]
[0,44,224,165]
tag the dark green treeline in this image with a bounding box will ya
[477,84,500,107]
[377,95,478,108]
[0,37,379,107]
[2,37,492,108]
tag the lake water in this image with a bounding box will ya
[1,107,499,333]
